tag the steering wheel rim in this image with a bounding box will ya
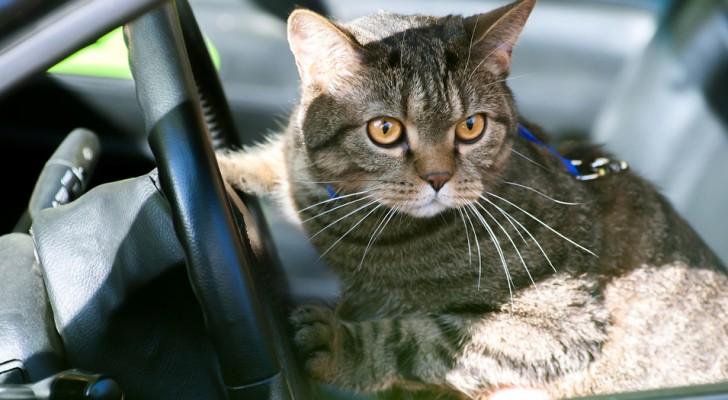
[123,2,305,398]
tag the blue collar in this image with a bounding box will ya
[518,124,580,176]
[325,183,339,199]
[518,124,628,180]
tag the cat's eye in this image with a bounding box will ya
[455,114,487,143]
[367,117,404,147]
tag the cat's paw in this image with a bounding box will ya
[291,304,338,382]
[216,152,278,195]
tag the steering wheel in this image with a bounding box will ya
[122,1,307,398]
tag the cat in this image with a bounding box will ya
[216,0,728,398]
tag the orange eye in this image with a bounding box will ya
[455,114,486,143]
[367,117,404,147]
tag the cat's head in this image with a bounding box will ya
[288,0,536,218]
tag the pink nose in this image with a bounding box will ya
[422,172,452,192]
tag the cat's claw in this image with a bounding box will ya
[291,304,338,382]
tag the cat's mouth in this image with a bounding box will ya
[402,195,451,218]
[411,201,449,217]
[376,181,480,218]
[380,184,476,218]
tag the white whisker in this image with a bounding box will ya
[484,196,557,274]
[301,194,375,223]
[479,73,535,90]
[308,199,379,241]
[493,198,528,245]
[502,181,582,205]
[466,203,514,302]
[485,191,597,258]
[358,206,399,270]
[475,201,538,291]
[464,14,479,74]
[299,190,373,213]
[317,204,384,261]
[505,73,537,83]
[468,38,518,81]
[488,196,528,245]
[373,206,399,245]
[457,207,473,268]
[291,178,389,184]
[467,51,492,81]
[511,148,550,172]
[462,206,482,291]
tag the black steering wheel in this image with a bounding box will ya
[122,1,307,398]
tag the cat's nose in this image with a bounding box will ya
[422,172,452,192]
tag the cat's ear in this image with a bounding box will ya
[464,0,536,76]
[287,9,366,95]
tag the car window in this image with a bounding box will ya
[0,0,70,44]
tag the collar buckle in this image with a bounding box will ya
[518,124,629,182]
[571,157,629,181]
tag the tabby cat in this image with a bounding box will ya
[217,0,728,398]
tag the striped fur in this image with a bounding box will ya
[217,0,728,398]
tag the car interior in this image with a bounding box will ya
[0,0,726,399]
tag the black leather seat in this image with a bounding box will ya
[0,233,64,384]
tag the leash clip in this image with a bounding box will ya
[572,157,629,181]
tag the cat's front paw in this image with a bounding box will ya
[216,152,278,195]
[291,304,338,382]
